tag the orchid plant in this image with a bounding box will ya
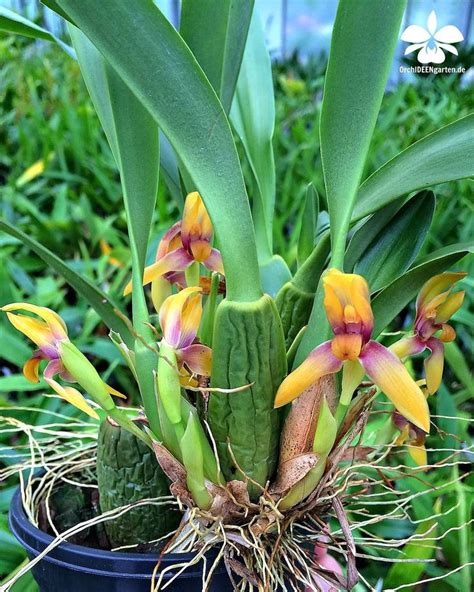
[1,0,472,590]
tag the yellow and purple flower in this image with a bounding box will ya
[390,272,466,395]
[274,269,430,433]
[124,192,224,297]
[2,303,124,419]
[159,287,212,379]
[393,410,427,467]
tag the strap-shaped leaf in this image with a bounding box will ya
[372,242,474,337]
[354,114,474,220]
[160,132,183,207]
[58,0,261,303]
[297,184,319,268]
[0,7,74,57]
[230,9,275,260]
[69,25,161,435]
[0,220,132,345]
[354,191,435,291]
[320,0,406,267]
[180,0,254,115]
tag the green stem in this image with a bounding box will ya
[157,341,182,425]
[329,211,352,271]
[199,272,219,346]
[185,261,200,287]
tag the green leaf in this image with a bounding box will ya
[345,201,401,271]
[320,0,406,267]
[383,516,438,591]
[41,0,73,23]
[372,242,474,337]
[293,231,331,292]
[297,183,319,268]
[69,25,161,436]
[180,0,254,115]
[0,328,31,366]
[259,255,292,298]
[159,132,183,207]
[0,7,74,57]
[230,9,275,260]
[0,375,46,393]
[354,191,435,291]
[354,114,474,220]
[58,0,261,303]
[0,220,133,345]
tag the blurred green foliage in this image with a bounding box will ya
[0,37,472,591]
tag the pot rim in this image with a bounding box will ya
[9,486,224,579]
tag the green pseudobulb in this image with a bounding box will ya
[96,419,181,549]
[208,295,287,499]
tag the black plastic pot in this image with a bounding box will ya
[9,488,233,591]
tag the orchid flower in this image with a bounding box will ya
[390,272,466,395]
[274,269,430,433]
[2,303,124,419]
[124,192,224,297]
[393,410,427,467]
[159,287,212,379]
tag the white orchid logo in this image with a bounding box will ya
[401,10,464,64]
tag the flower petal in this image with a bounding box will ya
[359,341,430,432]
[160,287,203,349]
[401,24,431,43]
[416,272,466,314]
[274,341,342,408]
[106,384,127,400]
[181,192,213,254]
[45,377,99,419]
[156,221,182,259]
[123,248,193,296]
[390,335,426,359]
[5,313,57,355]
[190,239,212,262]
[408,443,427,467]
[179,343,212,376]
[204,248,225,275]
[44,359,63,380]
[424,337,444,395]
[322,269,373,340]
[322,282,345,335]
[1,303,67,339]
[435,291,465,323]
